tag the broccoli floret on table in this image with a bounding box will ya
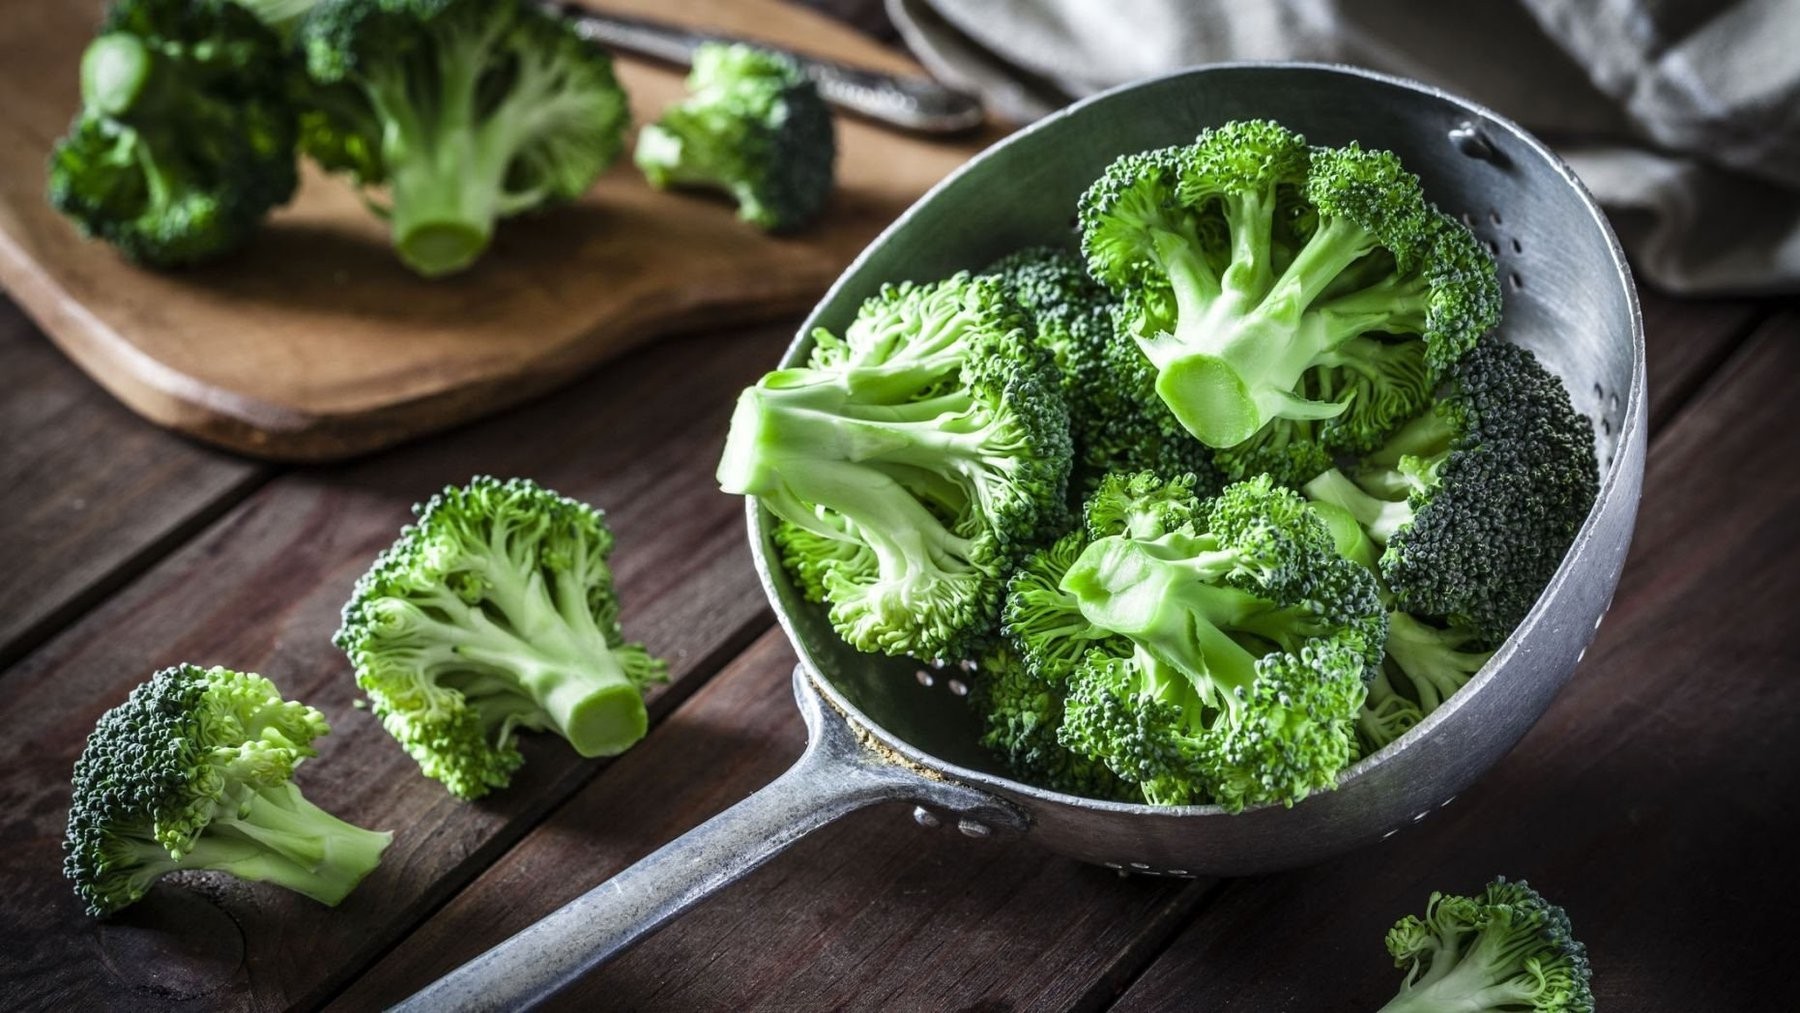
[64,664,390,917]
[297,0,630,276]
[636,42,836,233]
[47,0,299,267]
[719,273,1072,661]
[335,476,667,800]
[1379,877,1593,1013]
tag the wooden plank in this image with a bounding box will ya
[1635,290,1763,432]
[1107,315,1800,1012]
[334,629,1218,1012]
[0,324,784,1012]
[0,0,988,461]
[0,298,265,669]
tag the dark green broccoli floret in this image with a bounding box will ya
[718,273,1072,661]
[635,42,835,233]
[1309,499,1494,754]
[1303,339,1598,643]
[970,648,1130,800]
[335,477,667,800]
[983,247,1220,494]
[1078,120,1500,484]
[1000,474,1385,809]
[64,665,390,917]
[47,0,299,267]
[1379,877,1594,1013]
[297,0,630,276]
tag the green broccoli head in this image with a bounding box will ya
[47,0,299,267]
[1380,877,1594,1013]
[334,477,667,800]
[64,665,390,917]
[719,273,1073,661]
[984,247,1220,494]
[635,42,835,232]
[969,648,1131,800]
[1038,474,1385,809]
[298,0,630,276]
[1303,339,1599,643]
[1078,121,1500,484]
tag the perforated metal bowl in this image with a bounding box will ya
[402,63,1644,1011]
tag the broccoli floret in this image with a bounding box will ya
[335,477,667,799]
[635,42,835,233]
[1303,339,1599,643]
[1007,475,1385,809]
[969,648,1130,800]
[1078,121,1499,483]
[47,0,299,267]
[63,665,390,917]
[719,273,1072,660]
[297,0,630,277]
[983,247,1220,494]
[1379,877,1594,1013]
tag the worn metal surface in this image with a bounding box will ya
[404,62,1644,1008]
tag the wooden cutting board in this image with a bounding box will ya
[0,0,991,460]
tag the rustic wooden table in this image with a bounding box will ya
[4,12,1798,1013]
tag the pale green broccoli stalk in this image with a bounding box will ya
[1379,877,1594,1012]
[1303,339,1599,644]
[636,42,835,232]
[1079,120,1499,484]
[999,474,1386,809]
[47,0,299,267]
[719,273,1072,660]
[297,0,630,276]
[64,665,390,917]
[335,477,667,800]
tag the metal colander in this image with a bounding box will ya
[402,63,1644,1010]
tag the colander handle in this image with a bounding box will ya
[395,665,1018,1012]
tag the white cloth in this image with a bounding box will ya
[888,0,1800,295]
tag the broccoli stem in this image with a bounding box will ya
[191,783,390,906]
[1303,469,1414,545]
[1376,925,1549,1013]
[385,570,652,758]
[1385,613,1491,711]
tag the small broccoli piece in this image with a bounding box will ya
[1303,339,1599,643]
[1002,529,1130,683]
[297,0,630,276]
[983,247,1220,494]
[1078,121,1499,483]
[335,477,667,799]
[64,665,390,917]
[47,0,299,267]
[1379,877,1594,1013]
[1014,475,1385,809]
[636,42,835,233]
[719,273,1072,660]
[969,648,1130,800]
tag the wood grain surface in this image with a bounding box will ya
[0,0,987,461]
[0,301,264,670]
[0,324,785,1011]
[1109,314,1800,1013]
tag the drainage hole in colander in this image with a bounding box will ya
[1511,237,1523,254]
[1489,210,1502,225]
[1509,272,1522,291]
